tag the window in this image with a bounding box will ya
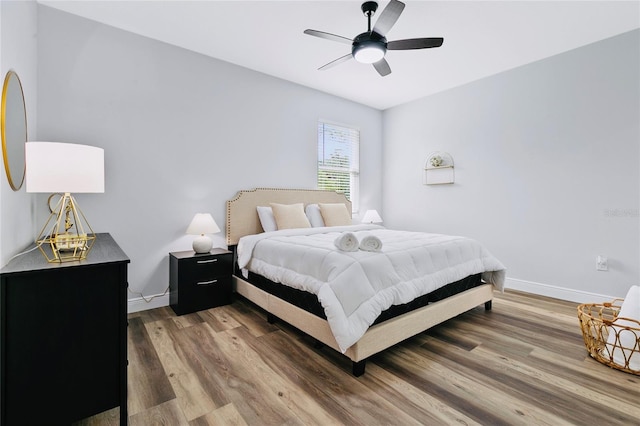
[317,121,359,213]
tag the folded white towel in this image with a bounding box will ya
[606,285,640,370]
[359,234,383,252]
[334,232,359,252]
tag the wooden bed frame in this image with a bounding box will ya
[226,188,494,376]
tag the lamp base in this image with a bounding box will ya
[35,193,96,262]
[192,235,213,254]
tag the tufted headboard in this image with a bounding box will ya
[225,188,351,245]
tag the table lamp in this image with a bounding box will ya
[186,213,220,254]
[362,209,383,224]
[25,142,104,262]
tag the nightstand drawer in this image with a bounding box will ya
[179,254,232,282]
[176,276,232,314]
[169,248,233,316]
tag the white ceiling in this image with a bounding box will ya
[38,0,640,110]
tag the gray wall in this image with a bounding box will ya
[3,4,636,307]
[382,29,640,301]
[0,0,38,266]
[36,6,382,303]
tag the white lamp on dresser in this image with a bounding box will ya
[25,141,105,262]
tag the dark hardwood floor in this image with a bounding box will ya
[76,290,639,425]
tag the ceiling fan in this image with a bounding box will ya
[304,0,444,77]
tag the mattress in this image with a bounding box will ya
[244,269,483,326]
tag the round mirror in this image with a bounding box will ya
[1,70,27,191]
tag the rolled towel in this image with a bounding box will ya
[334,232,359,252]
[606,285,640,371]
[359,234,383,252]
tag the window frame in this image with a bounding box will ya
[316,120,360,214]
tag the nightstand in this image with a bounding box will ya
[169,248,233,315]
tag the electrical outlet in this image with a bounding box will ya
[596,255,608,271]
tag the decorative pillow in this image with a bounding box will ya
[256,206,277,232]
[319,203,352,227]
[270,203,311,230]
[305,204,326,227]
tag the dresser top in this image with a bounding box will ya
[0,233,130,275]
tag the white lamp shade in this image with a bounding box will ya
[186,213,220,235]
[362,210,383,224]
[25,142,104,193]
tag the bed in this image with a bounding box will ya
[226,188,505,376]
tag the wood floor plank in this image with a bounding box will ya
[222,297,280,337]
[187,324,298,425]
[449,309,587,361]
[127,317,176,416]
[76,289,639,425]
[378,344,574,426]
[128,399,189,426]
[171,311,205,329]
[494,296,580,328]
[196,305,242,332]
[134,306,175,324]
[190,403,248,426]
[469,344,640,420]
[245,326,425,425]
[72,407,120,426]
[237,328,365,424]
[422,339,622,425]
[221,326,350,425]
[171,323,235,408]
[144,319,218,421]
[361,361,484,425]
[529,347,640,396]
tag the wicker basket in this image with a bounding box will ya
[577,300,640,375]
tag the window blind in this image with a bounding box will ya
[317,121,359,213]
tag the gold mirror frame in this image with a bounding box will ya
[1,70,27,191]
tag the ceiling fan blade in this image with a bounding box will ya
[373,58,391,76]
[304,29,353,45]
[372,0,405,37]
[318,53,353,71]
[387,37,444,50]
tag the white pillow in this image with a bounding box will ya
[319,203,352,227]
[256,206,277,232]
[270,203,311,230]
[305,204,325,227]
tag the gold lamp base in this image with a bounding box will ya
[36,193,97,262]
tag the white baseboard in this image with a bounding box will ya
[505,277,617,304]
[127,293,170,314]
[126,278,618,313]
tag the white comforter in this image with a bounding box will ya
[237,224,506,352]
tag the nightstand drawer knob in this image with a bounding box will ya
[197,279,218,286]
[197,259,218,264]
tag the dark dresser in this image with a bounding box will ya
[0,233,129,425]
[169,248,233,315]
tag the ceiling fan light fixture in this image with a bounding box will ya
[353,40,386,64]
[305,0,444,76]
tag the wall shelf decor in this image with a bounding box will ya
[424,151,454,185]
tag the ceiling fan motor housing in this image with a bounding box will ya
[352,31,387,63]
